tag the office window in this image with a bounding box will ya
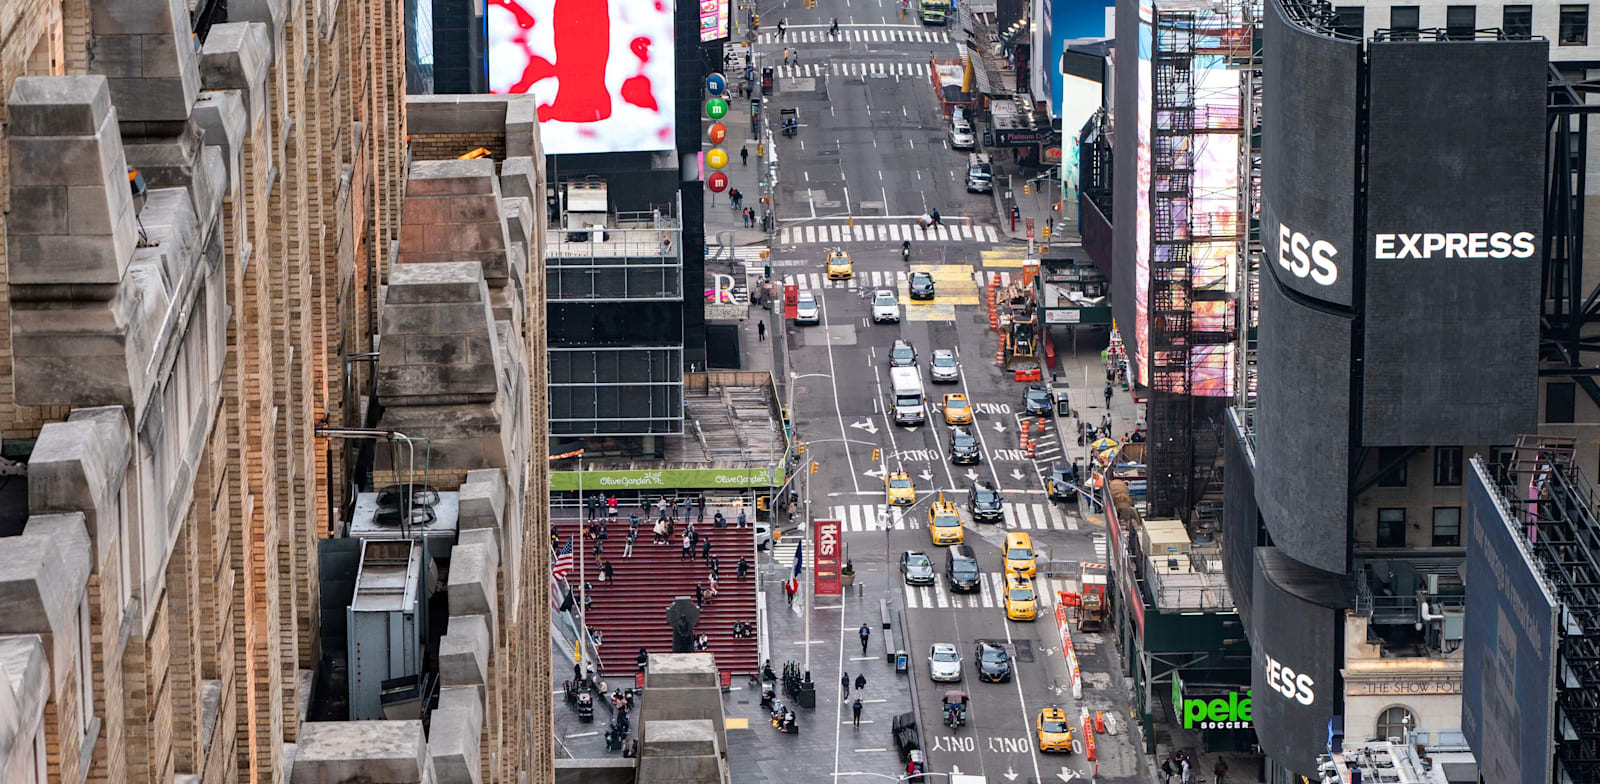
[1432,507,1462,547]
[1376,705,1415,742]
[1377,509,1407,548]
[1504,5,1533,38]
[1377,447,1409,487]
[1561,5,1590,45]
[1391,6,1421,39]
[1446,5,1477,38]
[1434,446,1463,487]
[1489,445,1516,484]
[1333,6,1365,38]
[1547,381,1577,423]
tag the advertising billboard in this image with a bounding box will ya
[1250,547,1346,777]
[699,0,729,42]
[487,0,677,154]
[1259,0,1361,308]
[1036,0,1114,116]
[1111,0,1148,386]
[1253,271,1352,574]
[813,519,843,596]
[1359,40,1544,447]
[1462,460,1558,784]
[1222,413,1257,624]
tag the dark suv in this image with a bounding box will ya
[968,482,1004,523]
[944,544,982,592]
[949,427,982,464]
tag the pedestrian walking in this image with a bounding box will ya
[681,534,693,560]
[852,698,864,727]
[701,538,713,563]
[1180,757,1191,784]
[694,583,705,608]
[624,528,637,557]
[785,580,796,605]
[778,18,787,39]
[741,146,749,166]
[830,16,839,36]
[858,623,871,654]
[841,673,851,696]
[688,525,699,550]
[1104,382,1113,408]
[758,321,767,341]
[783,48,790,65]
[854,673,866,692]
[652,519,667,544]
[1213,759,1227,784]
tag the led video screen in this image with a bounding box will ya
[700,0,729,42]
[1134,3,1152,386]
[488,0,677,154]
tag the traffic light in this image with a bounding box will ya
[796,441,806,455]
[872,449,881,462]
[1024,182,1031,196]
[1042,225,1052,240]
[757,495,770,511]
[811,461,819,475]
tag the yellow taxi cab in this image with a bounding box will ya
[1035,707,1075,753]
[942,393,973,425]
[826,250,854,280]
[886,471,916,505]
[1004,575,1038,621]
[1003,531,1037,580]
[927,495,964,546]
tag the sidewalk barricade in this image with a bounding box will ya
[1054,597,1083,699]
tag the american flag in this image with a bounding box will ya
[552,538,575,582]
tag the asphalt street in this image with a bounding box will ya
[741,2,1147,781]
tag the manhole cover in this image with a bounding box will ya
[1014,640,1035,663]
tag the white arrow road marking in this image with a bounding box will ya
[993,421,1008,433]
[1010,468,1026,481]
[1057,766,1081,782]
[965,469,980,482]
[950,766,963,775]
[1003,766,1020,781]
[918,470,934,481]
[864,467,886,479]
[850,419,880,435]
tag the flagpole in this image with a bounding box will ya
[577,453,586,668]
[802,457,813,678]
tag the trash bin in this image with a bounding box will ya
[796,681,816,709]
[895,650,909,674]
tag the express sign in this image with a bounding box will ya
[814,519,843,596]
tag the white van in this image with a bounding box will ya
[890,366,926,426]
[966,153,993,193]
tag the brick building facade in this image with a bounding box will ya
[0,1,553,783]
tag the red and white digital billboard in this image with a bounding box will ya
[488,0,677,155]
[813,519,842,596]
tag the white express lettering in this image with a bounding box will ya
[1277,223,1339,287]
[1263,653,1316,706]
[1373,231,1536,260]
[819,525,839,557]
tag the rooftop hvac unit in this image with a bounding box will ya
[349,485,460,561]
[347,539,429,720]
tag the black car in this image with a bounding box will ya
[909,271,936,300]
[949,428,982,464]
[889,339,918,368]
[968,482,1004,523]
[974,641,1012,683]
[1023,385,1055,417]
[1046,463,1078,502]
[944,545,982,592]
[900,550,936,585]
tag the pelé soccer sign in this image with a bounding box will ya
[1171,669,1252,730]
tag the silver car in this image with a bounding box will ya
[872,289,901,323]
[795,291,820,325]
[929,643,962,682]
[949,120,975,150]
[930,350,960,383]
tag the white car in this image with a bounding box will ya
[872,289,901,323]
[929,643,962,682]
[795,291,820,325]
[930,350,960,383]
[949,120,975,150]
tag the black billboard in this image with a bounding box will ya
[1359,40,1544,447]
[1260,0,1361,308]
[1254,271,1353,574]
[1462,460,1558,784]
[1250,548,1347,778]
[1223,411,1259,625]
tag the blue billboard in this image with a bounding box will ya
[1462,459,1558,784]
[1036,0,1114,117]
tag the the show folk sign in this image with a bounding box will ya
[550,465,783,492]
[813,519,843,596]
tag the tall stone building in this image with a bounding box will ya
[0,1,553,783]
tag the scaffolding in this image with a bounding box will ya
[1146,3,1246,518]
[1491,436,1600,783]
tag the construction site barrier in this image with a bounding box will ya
[1054,599,1083,699]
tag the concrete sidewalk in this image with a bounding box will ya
[706,66,776,251]
[989,157,1068,243]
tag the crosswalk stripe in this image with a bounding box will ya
[772,223,1003,247]
[985,226,999,243]
[804,225,816,243]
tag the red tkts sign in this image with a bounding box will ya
[813,519,843,596]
